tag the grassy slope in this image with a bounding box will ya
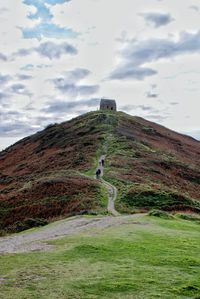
[0,110,200,233]
[0,112,110,233]
[103,112,200,213]
[1,214,200,298]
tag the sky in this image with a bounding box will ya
[0,0,200,150]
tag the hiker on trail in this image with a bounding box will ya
[101,159,105,167]
[99,160,102,166]
[96,168,101,179]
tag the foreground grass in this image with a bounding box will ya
[0,215,200,299]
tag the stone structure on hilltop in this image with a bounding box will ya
[100,99,117,111]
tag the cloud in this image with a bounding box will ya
[42,98,99,114]
[0,92,11,103]
[119,104,155,112]
[52,68,99,96]
[0,53,8,61]
[146,91,159,98]
[189,5,200,12]
[21,0,78,39]
[53,82,99,96]
[8,83,32,97]
[110,66,157,80]
[0,74,11,86]
[0,7,8,15]
[0,110,35,137]
[0,122,36,137]
[110,31,200,80]
[14,41,77,60]
[140,12,174,28]
[16,74,33,80]
[36,41,77,59]
[170,102,178,105]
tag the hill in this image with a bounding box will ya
[0,110,200,233]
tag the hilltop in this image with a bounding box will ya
[0,110,200,233]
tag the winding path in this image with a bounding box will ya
[0,152,123,254]
[96,155,120,216]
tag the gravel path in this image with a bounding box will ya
[96,155,119,216]
[0,151,123,254]
[0,215,143,254]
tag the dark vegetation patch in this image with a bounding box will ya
[148,209,174,219]
[176,213,200,223]
[0,176,103,234]
[121,185,200,212]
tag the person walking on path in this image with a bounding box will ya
[96,168,101,179]
[101,159,105,167]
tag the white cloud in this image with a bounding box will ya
[0,0,200,150]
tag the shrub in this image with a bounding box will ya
[176,214,200,223]
[9,218,48,233]
[148,209,173,219]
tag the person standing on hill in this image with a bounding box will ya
[101,159,105,167]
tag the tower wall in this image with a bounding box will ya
[100,99,117,111]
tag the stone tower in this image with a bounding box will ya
[100,99,117,111]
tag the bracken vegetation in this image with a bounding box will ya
[0,110,200,232]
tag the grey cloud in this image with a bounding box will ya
[53,82,99,96]
[13,41,77,60]
[35,41,77,59]
[138,105,154,111]
[8,84,32,97]
[0,91,11,101]
[0,110,35,137]
[64,68,91,83]
[0,122,36,137]
[110,66,157,80]
[140,12,174,28]
[52,68,99,96]
[0,8,8,15]
[42,98,99,114]
[0,74,11,86]
[16,74,33,80]
[189,5,199,12]
[0,109,52,137]
[119,104,154,112]
[0,53,7,61]
[110,31,200,81]
[146,91,159,98]
[14,48,32,57]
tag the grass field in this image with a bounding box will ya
[0,214,200,299]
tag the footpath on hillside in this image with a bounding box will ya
[95,155,119,216]
[0,153,145,254]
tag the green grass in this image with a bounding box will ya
[1,214,200,298]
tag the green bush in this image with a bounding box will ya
[176,213,200,223]
[9,218,48,233]
[122,186,200,212]
[148,209,174,219]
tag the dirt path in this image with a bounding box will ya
[0,215,145,253]
[0,147,122,254]
[96,155,119,216]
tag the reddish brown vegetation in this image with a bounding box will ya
[106,112,200,208]
[0,176,100,232]
[0,111,200,232]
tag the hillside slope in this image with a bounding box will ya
[0,111,200,232]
